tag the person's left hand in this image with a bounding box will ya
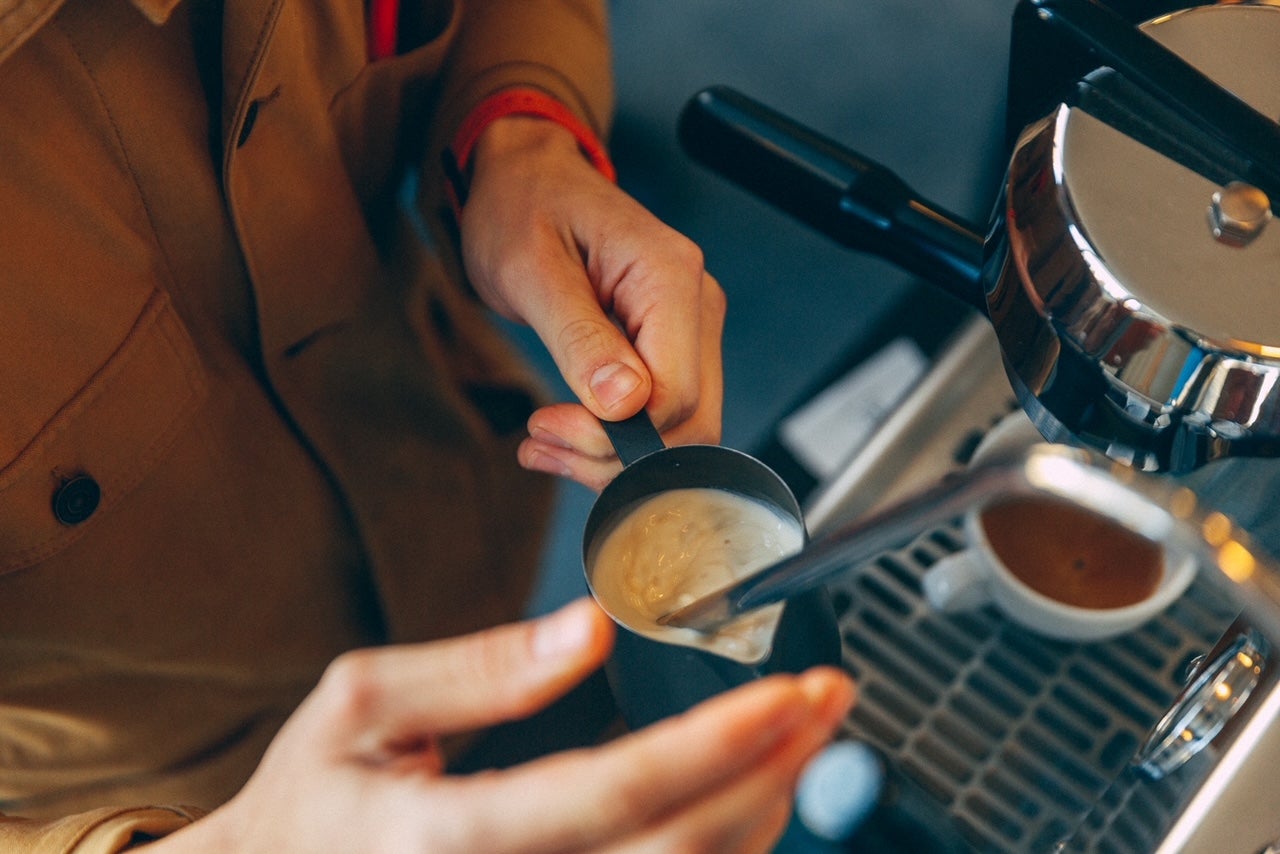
[155,598,854,854]
[459,115,726,491]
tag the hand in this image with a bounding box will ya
[460,116,726,490]
[155,599,854,853]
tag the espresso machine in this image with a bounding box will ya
[677,1,1280,850]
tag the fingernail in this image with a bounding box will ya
[799,669,857,722]
[524,450,572,478]
[529,426,573,450]
[533,601,596,660]
[589,362,642,413]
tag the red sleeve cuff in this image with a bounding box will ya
[367,0,399,60]
[442,88,616,213]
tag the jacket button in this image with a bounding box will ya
[53,475,100,525]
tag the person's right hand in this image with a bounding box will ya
[459,115,726,491]
[153,598,855,853]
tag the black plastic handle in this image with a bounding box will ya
[677,86,986,311]
[601,411,666,468]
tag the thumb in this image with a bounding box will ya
[316,599,615,754]
[528,268,653,420]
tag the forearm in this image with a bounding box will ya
[420,0,613,207]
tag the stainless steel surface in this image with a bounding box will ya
[805,319,1014,534]
[1153,659,1280,854]
[1135,623,1268,780]
[824,517,1239,852]
[989,4,1280,473]
[803,320,1280,852]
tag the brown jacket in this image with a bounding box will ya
[0,0,612,848]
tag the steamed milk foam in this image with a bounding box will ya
[589,487,805,663]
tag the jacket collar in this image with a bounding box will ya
[0,0,281,182]
[0,0,182,65]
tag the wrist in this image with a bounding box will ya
[139,802,240,852]
[443,88,615,211]
[471,115,583,167]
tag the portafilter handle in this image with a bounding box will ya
[677,85,987,311]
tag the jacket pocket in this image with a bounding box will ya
[0,290,208,574]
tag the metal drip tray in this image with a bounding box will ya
[798,318,1277,852]
[827,523,1237,851]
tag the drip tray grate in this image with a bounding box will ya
[825,521,1240,852]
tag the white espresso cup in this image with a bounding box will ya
[922,492,1197,641]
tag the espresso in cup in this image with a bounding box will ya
[923,492,1196,641]
[982,496,1164,610]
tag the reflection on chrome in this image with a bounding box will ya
[1135,626,1268,781]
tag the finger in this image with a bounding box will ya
[528,270,724,451]
[623,265,725,437]
[309,599,615,760]
[604,789,794,854]
[433,667,855,853]
[692,271,725,440]
[517,248,654,422]
[526,402,617,461]
[519,349,722,471]
[520,402,623,491]
[606,233,711,429]
[603,670,850,854]
[518,435,622,493]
